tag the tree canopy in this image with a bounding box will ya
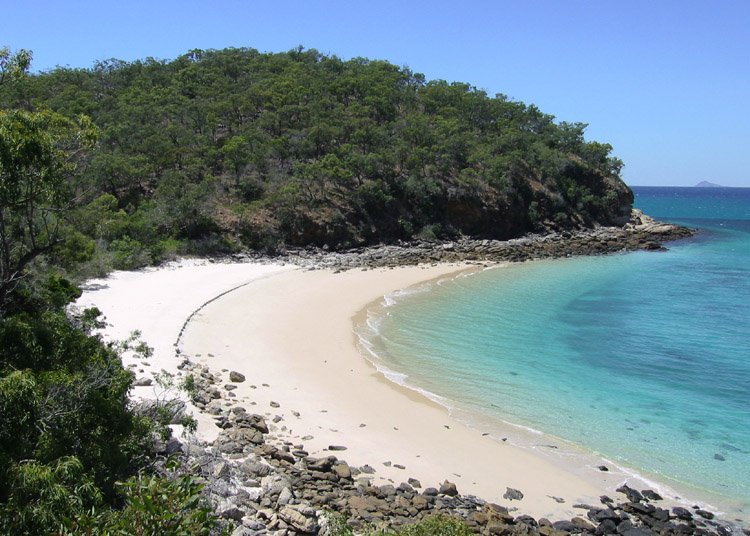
[0,46,632,269]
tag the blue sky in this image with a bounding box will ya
[4,0,749,186]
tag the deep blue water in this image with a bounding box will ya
[363,186,750,513]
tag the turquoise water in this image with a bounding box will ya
[363,186,750,513]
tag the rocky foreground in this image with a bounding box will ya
[138,213,746,535]
[146,361,744,536]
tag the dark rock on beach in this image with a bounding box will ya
[503,487,524,501]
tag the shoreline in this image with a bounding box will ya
[73,219,744,533]
[353,260,747,521]
[178,262,619,519]
[351,264,745,520]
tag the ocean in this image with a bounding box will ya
[358,186,750,516]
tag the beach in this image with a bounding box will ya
[77,258,680,521]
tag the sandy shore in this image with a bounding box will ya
[77,259,675,521]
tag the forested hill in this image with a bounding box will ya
[1,47,633,263]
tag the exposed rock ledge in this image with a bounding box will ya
[229,210,695,271]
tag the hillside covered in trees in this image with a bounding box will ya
[0,46,632,271]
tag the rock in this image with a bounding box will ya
[616,484,643,503]
[240,459,273,477]
[588,508,619,523]
[328,445,347,451]
[234,412,269,433]
[571,517,595,531]
[407,477,422,488]
[672,506,693,520]
[163,436,183,455]
[503,487,524,501]
[596,519,618,535]
[624,502,655,515]
[261,475,292,497]
[277,486,294,506]
[695,509,714,520]
[641,489,663,501]
[423,487,438,496]
[229,371,246,382]
[230,527,255,536]
[220,506,245,521]
[212,461,230,479]
[270,401,280,408]
[279,505,318,533]
[133,377,152,386]
[307,456,335,472]
[439,480,458,497]
[598,465,609,471]
[333,462,352,480]
[553,520,577,531]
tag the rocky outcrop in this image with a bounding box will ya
[227,210,695,272]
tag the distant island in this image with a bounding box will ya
[695,181,724,188]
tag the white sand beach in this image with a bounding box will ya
[76,259,667,521]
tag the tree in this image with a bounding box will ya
[0,47,31,86]
[0,109,96,312]
[0,48,97,312]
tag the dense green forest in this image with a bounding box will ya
[0,48,222,534]
[1,46,632,274]
[0,45,633,533]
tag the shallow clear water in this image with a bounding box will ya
[363,186,750,512]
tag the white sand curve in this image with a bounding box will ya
[77,259,657,520]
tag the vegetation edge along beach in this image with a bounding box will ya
[1,45,744,534]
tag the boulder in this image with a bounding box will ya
[503,487,524,501]
[439,480,458,497]
[279,506,318,533]
[229,371,246,382]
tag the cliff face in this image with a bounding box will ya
[2,47,633,253]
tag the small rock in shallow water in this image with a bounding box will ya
[695,509,715,520]
[714,453,726,461]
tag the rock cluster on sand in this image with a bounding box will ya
[148,361,742,536]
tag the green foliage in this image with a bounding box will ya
[0,456,102,535]
[325,514,473,536]
[0,107,97,308]
[0,46,633,260]
[64,472,222,536]
[393,516,473,536]
[0,282,157,533]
